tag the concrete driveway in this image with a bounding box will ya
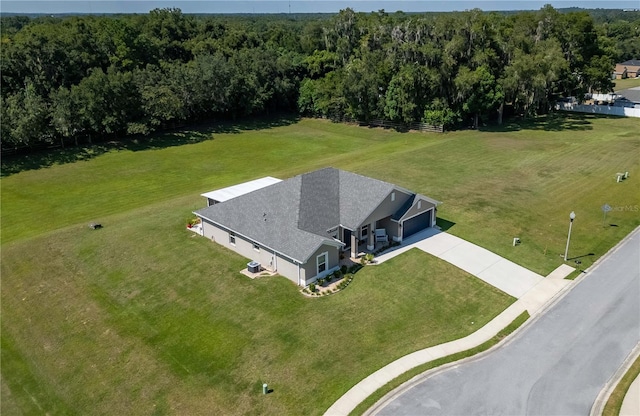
[377,228,544,298]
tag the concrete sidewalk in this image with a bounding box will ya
[324,231,575,416]
[620,374,640,416]
[376,229,545,298]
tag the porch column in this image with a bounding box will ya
[367,221,375,251]
[351,234,358,259]
[393,222,402,243]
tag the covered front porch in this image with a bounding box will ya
[339,220,398,261]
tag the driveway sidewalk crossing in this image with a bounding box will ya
[324,229,575,416]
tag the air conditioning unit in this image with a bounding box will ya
[247,261,261,273]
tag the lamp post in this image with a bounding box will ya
[564,211,576,262]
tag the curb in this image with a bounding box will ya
[363,312,527,416]
[590,343,640,416]
[364,226,640,416]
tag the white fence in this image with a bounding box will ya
[589,93,620,102]
[556,102,640,118]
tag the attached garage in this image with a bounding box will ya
[394,194,439,241]
[402,210,433,239]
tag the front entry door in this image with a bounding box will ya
[343,229,352,249]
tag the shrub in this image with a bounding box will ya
[326,274,333,282]
[340,265,348,274]
[365,253,375,263]
[334,270,343,280]
[360,256,367,265]
[309,283,316,293]
[318,278,326,286]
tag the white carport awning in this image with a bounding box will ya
[201,176,281,203]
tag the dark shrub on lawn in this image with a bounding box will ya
[340,265,348,274]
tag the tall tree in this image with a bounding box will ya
[454,65,503,128]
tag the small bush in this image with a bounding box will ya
[326,274,333,282]
[318,278,326,286]
[340,265,348,274]
[334,270,343,280]
[360,256,367,265]
[365,253,375,263]
[309,283,316,293]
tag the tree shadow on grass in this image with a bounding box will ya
[478,113,609,133]
[1,113,300,177]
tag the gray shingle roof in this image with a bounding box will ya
[621,59,640,66]
[195,168,404,263]
[392,194,416,221]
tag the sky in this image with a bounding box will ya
[1,0,639,15]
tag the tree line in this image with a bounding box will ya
[1,7,639,150]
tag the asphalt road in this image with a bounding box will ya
[373,229,640,416]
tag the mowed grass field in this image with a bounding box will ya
[1,113,639,414]
[613,77,640,91]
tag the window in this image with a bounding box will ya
[317,252,327,275]
[229,232,236,245]
[253,243,260,252]
[361,224,369,239]
[391,192,395,202]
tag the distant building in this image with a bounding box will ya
[613,60,640,79]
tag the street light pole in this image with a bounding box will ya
[564,211,576,262]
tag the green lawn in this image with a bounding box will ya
[614,77,640,91]
[1,216,512,415]
[1,113,639,415]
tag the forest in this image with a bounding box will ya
[1,6,639,150]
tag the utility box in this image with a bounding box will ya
[248,261,261,273]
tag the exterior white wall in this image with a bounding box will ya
[275,254,300,285]
[201,219,302,284]
[202,220,268,268]
[556,102,640,118]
